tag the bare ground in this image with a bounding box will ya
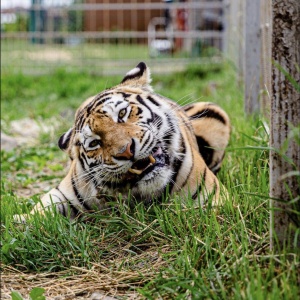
[1,246,170,299]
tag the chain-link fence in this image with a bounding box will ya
[1,0,225,75]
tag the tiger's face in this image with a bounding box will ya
[59,63,182,202]
[77,92,172,187]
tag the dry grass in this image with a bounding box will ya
[2,246,171,299]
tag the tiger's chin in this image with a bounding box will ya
[131,166,173,202]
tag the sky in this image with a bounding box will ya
[1,0,73,9]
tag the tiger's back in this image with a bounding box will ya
[184,102,231,174]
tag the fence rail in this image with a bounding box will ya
[2,31,223,39]
[24,2,224,11]
[1,1,225,75]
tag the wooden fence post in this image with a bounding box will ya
[260,0,272,118]
[270,0,300,250]
[244,0,261,114]
[223,0,236,65]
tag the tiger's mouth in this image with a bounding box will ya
[128,155,156,175]
[125,146,167,179]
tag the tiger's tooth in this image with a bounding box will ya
[128,168,143,175]
[149,155,156,164]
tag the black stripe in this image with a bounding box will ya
[58,129,72,151]
[192,190,199,200]
[89,161,99,168]
[93,92,113,102]
[57,186,76,217]
[209,152,225,174]
[196,136,214,167]
[136,95,153,123]
[89,97,111,114]
[166,114,173,127]
[203,167,207,183]
[168,158,183,194]
[163,132,174,145]
[179,134,194,189]
[164,114,176,145]
[213,179,217,193]
[104,100,114,106]
[153,113,163,130]
[189,109,226,124]
[168,135,186,193]
[141,142,152,154]
[51,188,66,217]
[211,165,221,175]
[137,107,143,115]
[92,178,98,189]
[147,96,160,107]
[79,153,88,170]
[71,177,91,211]
[191,167,207,200]
[182,104,194,112]
[84,93,112,116]
[119,92,131,98]
[56,187,66,216]
[76,96,113,130]
[140,132,152,152]
[121,62,146,83]
[77,114,86,131]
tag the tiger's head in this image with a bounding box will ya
[58,62,183,203]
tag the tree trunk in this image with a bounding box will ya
[270,0,300,250]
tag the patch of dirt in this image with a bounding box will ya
[1,117,63,151]
[1,132,18,152]
[26,49,73,62]
[1,247,168,299]
[5,157,68,199]
[15,178,63,199]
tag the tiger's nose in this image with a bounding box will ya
[115,140,134,160]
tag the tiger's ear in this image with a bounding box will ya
[58,128,73,152]
[120,62,153,92]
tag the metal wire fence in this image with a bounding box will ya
[1,0,225,75]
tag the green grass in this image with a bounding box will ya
[1,62,299,299]
[1,40,150,73]
[2,40,205,76]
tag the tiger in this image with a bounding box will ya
[14,62,230,222]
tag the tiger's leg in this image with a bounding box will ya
[13,172,77,223]
[13,167,107,223]
[13,189,66,223]
[183,102,231,174]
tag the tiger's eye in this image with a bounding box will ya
[118,108,126,119]
[89,140,100,148]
